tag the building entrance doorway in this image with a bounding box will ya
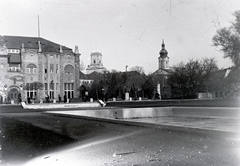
[8,88,20,104]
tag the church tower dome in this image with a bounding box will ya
[159,39,168,58]
[158,39,169,70]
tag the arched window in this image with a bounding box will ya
[26,64,37,74]
[64,65,74,74]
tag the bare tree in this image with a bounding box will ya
[111,69,118,73]
[129,65,145,74]
[212,10,240,67]
[168,58,218,98]
[79,60,86,71]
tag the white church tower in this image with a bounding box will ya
[86,52,106,74]
[158,40,169,70]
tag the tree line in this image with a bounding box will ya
[79,57,219,101]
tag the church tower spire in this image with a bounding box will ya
[159,39,168,58]
[162,39,165,49]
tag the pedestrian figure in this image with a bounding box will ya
[58,95,62,103]
[27,96,31,104]
[64,94,67,103]
[45,94,47,103]
[155,92,160,99]
[18,93,22,103]
[45,94,50,103]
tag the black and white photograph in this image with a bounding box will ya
[0,0,240,165]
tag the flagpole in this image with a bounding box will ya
[38,15,40,37]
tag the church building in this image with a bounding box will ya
[0,35,80,104]
[152,40,174,98]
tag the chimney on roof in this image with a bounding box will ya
[60,45,63,53]
[38,41,42,52]
[74,45,79,54]
[21,43,25,52]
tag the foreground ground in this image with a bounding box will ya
[0,105,240,165]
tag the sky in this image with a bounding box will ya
[0,0,240,74]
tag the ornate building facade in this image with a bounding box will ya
[0,35,80,104]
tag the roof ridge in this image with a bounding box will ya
[1,35,72,50]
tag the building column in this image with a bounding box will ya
[54,54,57,99]
[47,54,50,96]
[42,53,45,99]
